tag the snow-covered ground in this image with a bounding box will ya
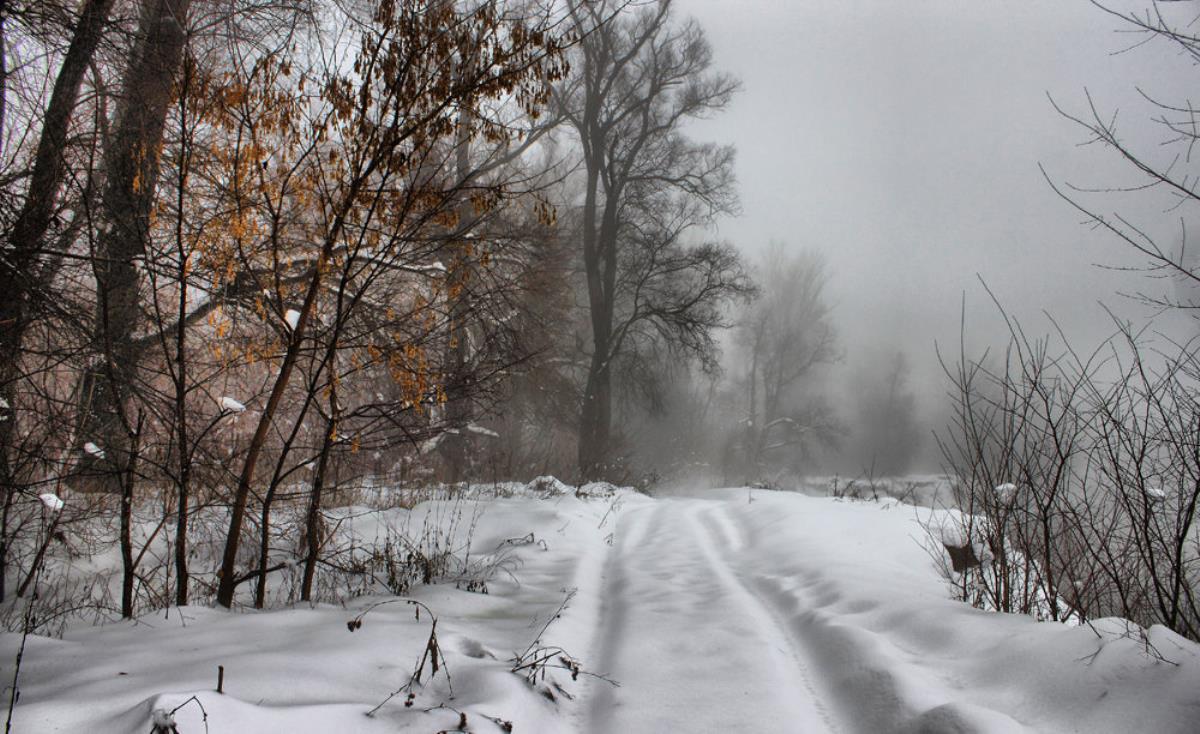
[4,484,1198,732]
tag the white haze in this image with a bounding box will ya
[683,0,1197,471]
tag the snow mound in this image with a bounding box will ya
[577,481,621,497]
[525,475,572,496]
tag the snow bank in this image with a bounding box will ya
[3,487,640,733]
[5,484,1196,733]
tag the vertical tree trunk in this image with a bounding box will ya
[172,54,194,608]
[443,110,475,484]
[746,344,759,471]
[216,215,348,608]
[87,0,190,491]
[578,354,613,480]
[119,416,142,618]
[576,109,620,480]
[0,0,114,592]
[301,359,339,603]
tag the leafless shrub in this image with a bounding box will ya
[937,299,1200,640]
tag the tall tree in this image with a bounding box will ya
[557,0,746,480]
[0,0,116,600]
[84,0,192,501]
[737,245,838,474]
[213,0,567,607]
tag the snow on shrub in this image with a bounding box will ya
[525,476,572,496]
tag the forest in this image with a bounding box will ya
[1,1,1199,732]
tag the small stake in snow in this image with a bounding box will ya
[216,665,224,694]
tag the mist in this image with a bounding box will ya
[674,0,1197,475]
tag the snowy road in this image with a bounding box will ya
[582,499,840,733]
[8,485,1199,733]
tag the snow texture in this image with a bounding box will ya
[466,423,499,438]
[5,483,1199,733]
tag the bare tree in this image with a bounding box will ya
[0,0,116,602]
[736,245,837,476]
[851,350,920,476]
[210,0,568,608]
[1045,1,1200,314]
[556,0,747,480]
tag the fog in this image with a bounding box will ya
[682,0,1197,472]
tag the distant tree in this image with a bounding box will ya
[852,349,920,476]
[736,245,838,475]
[556,0,749,480]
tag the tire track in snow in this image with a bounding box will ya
[711,499,1033,734]
[579,500,839,734]
[692,504,842,734]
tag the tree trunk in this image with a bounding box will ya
[119,416,143,618]
[442,111,474,484]
[746,343,759,472]
[0,0,114,571]
[577,107,619,480]
[301,383,339,602]
[172,54,194,608]
[578,352,613,480]
[87,0,191,491]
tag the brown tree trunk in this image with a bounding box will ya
[301,365,339,603]
[442,113,475,484]
[87,0,191,491]
[0,0,114,594]
[216,197,359,608]
[119,416,143,618]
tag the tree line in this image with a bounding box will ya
[0,0,807,617]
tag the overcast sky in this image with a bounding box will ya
[677,0,1196,466]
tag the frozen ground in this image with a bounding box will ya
[4,484,1198,732]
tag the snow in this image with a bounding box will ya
[219,396,246,413]
[82,441,105,459]
[994,482,1018,498]
[1145,487,1167,501]
[525,475,572,496]
[5,483,1199,733]
[284,309,301,330]
[418,434,443,455]
[0,396,8,409]
[466,423,499,438]
[38,493,64,512]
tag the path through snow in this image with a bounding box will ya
[583,499,838,732]
[6,484,1199,733]
[577,489,1200,734]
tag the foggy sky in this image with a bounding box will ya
[681,0,1196,470]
